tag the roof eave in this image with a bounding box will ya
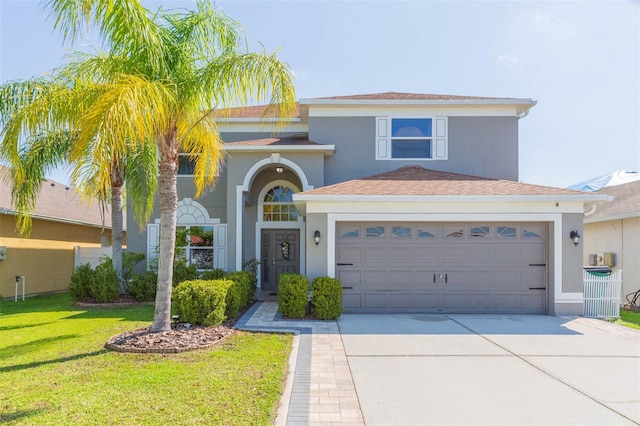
[224,145,335,156]
[299,98,536,107]
[293,194,609,203]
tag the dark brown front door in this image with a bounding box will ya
[261,229,300,292]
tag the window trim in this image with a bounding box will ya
[376,116,448,161]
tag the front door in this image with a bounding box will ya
[261,229,300,292]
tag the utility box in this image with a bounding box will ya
[0,246,6,260]
[603,252,616,267]
[588,254,597,266]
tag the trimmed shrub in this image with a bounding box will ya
[172,261,199,287]
[127,271,158,301]
[122,252,145,283]
[225,270,257,307]
[201,268,225,280]
[224,279,243,318]
[278,273,309,318]
[173,279,231,326]
[69,263,95,301]
[91,261,120,303]
[311,276,343,320]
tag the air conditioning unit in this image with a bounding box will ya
[588,254,597,266]
[603,252,616,267]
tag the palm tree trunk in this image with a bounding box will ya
[111,184,124,293]
[151,133,178,332]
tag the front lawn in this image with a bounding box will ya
[0,293,292,425]
[613,309,640,330]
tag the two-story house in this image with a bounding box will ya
[126,92,607,315]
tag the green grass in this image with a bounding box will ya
[613,309,640,330]
[0,293,292,425]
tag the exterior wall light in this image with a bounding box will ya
[276,166,284,174]
[569,230,581,247]
[314,230,321,246]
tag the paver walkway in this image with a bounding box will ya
[236,301,364,425]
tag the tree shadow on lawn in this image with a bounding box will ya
[63,305,154,322]
[0,334,80,360]
[0,408,48,423]
[0,322,54,332]
[0,348,106,374]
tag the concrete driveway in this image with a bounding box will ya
[338,314,640,425]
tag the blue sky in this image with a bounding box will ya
[1,0,638,188]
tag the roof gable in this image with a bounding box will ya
[297,166,596,198]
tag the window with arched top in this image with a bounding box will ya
[262,185,298,221]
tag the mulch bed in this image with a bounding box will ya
[78,296,249,354]
[105,322,236,354]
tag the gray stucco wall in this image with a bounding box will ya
[554,213,586,316]
[304,213,328,280]
[309,116,519,184]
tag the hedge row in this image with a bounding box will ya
[172,270,257,326]
[277,274,343,320]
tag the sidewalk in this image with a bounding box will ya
[236,301,364,425]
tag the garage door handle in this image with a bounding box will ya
[337,263,353,266]
[529,287,546,290]
[445,273,448,284]
[529,263,546,267]
[342,286,353,290]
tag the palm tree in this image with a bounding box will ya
[0,77,158,293]
[1,0,295,332]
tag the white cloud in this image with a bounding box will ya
[497,54,518,63]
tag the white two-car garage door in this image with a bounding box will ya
[336,222,547,314]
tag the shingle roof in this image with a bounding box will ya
[214,92,531,119]
[311,92,515,101]
[225,134,321,146]
[586,180,640,222]
[212,103,301,119]
[0,168,112,228]
[297,166,591,198]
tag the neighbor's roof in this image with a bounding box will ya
[214,92,535,119]
[585,180,640,222]
[295,166,606,202]
[0,169,112,229]
[224,134,321,147]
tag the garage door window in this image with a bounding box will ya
[366,226,385,237]
[417,226,437,238]
[446,227,464,238]
[392,226,412,238]
[470,226,490,238]
[497,226,517,238]
[523,226,543,238]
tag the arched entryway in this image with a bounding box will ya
[257,181,302,292]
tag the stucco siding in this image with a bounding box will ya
[309,116,519,185]
[0,215,109,298]
[584,217,640,301]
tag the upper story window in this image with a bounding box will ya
[178,154,196,175]
[262,185,299,221]
[376,116,448,160]
[391,118,432,158]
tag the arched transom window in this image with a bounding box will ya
[263,185,298,221]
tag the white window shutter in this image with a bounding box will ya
[146,223,160,271]
[433,117,448,160]
[215,224,227,271]
[376,117,390,160]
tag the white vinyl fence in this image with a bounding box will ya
[74,246,111,268]
[583,269,623,319]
